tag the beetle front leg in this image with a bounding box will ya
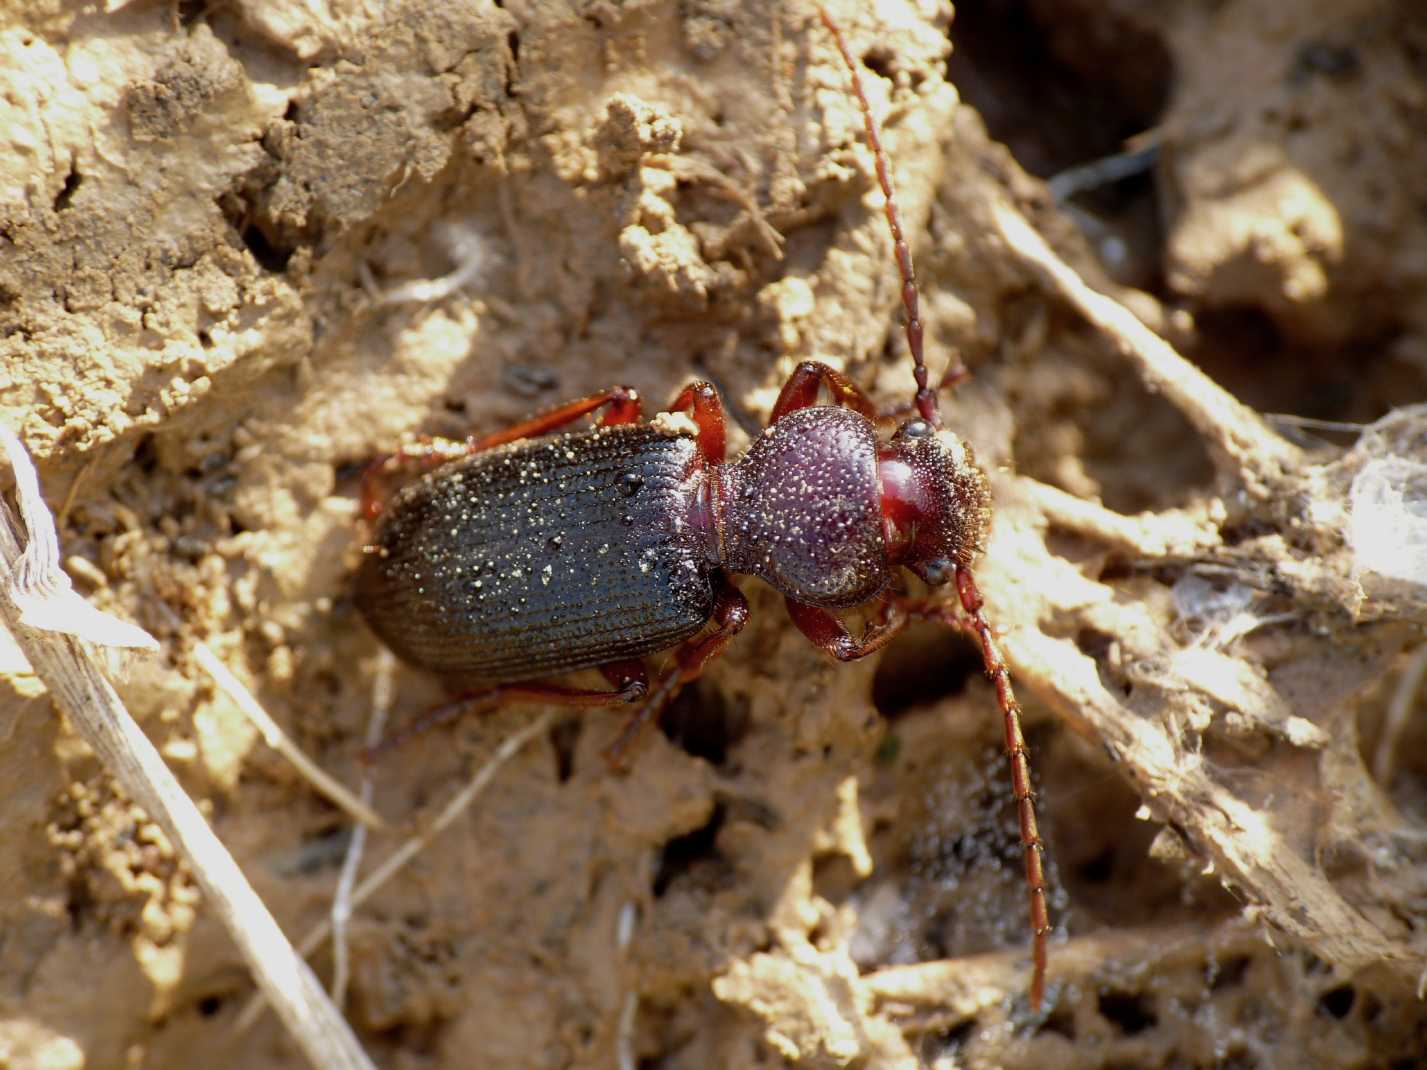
[770,360,877,423]
[604,578,749,765]
[872,361,971,424]
[784,592,906,661]
[361,386,643,520]
[665,380,727,462]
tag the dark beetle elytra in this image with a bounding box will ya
[358,423,714,681]
[356,7,1049,1010]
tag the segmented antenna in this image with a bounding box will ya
[817,6,937,428]
[819,5,1050,1010]
[954,571,1049,1010]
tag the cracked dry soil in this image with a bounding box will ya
[2,0,1427,1067]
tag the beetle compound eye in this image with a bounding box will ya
[921,557,954,586]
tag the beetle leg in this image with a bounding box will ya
[596,660,651,699]
[498,676,647,707]
[872,362,971,424]
[603,578,749,766]
[784,591,906,661]
[467,384,643,449]
[360,436,475,521]
[361,386,643,520]
[664,380,728,462]
[366,666,650,763]
[769,360,878,423]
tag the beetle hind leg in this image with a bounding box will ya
[361,386,644,521]
[365,661,650,763]
[603,578,750,767]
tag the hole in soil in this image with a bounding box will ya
[64,878,93,931]
[177,0,207,26]
[217,192,297,273]
[1097,990,1157,1035]
[1209,953,1252,991]
[659,684,748,766]
[238,221,295,273]
[1076,845,1115,884]
[872,622,982,719]
[1074,627,1114,661]
[1317,983,1356,1020]
[862,49,894,81]
[924,1020,976,1058]
[133,433,159,475]
[548,718,580,783]
[53,164,83,213]
[948,0,1172,179]
[1192,306,1397,426]
[651,802,726,898]
[1039,1007,1077,1040]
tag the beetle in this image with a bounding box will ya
[354,8,1049,1009]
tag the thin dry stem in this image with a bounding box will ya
[992,201,1303,492]
[331,650,395,1008]
[1007,624,1414,978]
[235,710,553,1033]
[1375,644,1427,785]
[864,919,1265,1030]
[191,642,386,831]
[1019,476,1222,558]
[0,427,375,1070]
[616,898,640,1070]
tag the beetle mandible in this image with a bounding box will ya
[354,7,1049,1009]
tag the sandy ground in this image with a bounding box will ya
[2,0,1426,1066]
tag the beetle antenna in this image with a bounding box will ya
[817,6,938,428]
[822,5,1049,1008]
[906,574,1049,1009]
[956,568,1048,1009]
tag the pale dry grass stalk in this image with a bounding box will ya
[330,649,395,1008]
[0,426,375,1070]
[991,200,1303,490]
[190,640,386,831]
[235,709,553,1033]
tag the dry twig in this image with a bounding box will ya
[992,201,1303,492]
[235,710,553,1033]
[0,427,375,1070]
[190,640,386,831]
[330,650,394,1008]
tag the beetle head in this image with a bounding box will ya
[877,419,991,586]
